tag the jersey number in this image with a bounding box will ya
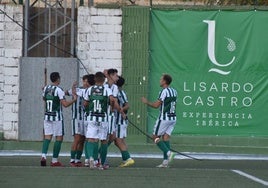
[170,101,176,114]
[46,100,53,112]
[93,100,102,112]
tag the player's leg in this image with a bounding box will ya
[86,138,98,168]
[98,122,109,170]
[153,120,171,167]
[108,132,115,147]
[85,121,99,169]
[41,120,53,166]
[75,135,85,166]
[153,120,169,155]
[70,134,80,166]
[99,139,108,170]
[163,120,176,163]
[84,141,89,167]
[155,120,176,167]
[115,138,135,167]
[74,120,84,166]
[70,119,79,166]
[100,114,115,168]
[115,123,134,167]
[83,121,90,166]
[107,112,116,147]
[115,138,126,159]
[50,121,64,167]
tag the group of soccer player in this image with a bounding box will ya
[40,69,177,169]
[41,69,134,169]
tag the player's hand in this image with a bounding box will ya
[72,93,78,101]
[119,108,127,119]
[72,81,78,89]
[103,69,108,77]
[71,81,78,95]
[141,97,148,104]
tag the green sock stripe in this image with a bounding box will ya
[93,142,99,161]
[86,141,95,158]
[121,150,130,161]
[157,140,169,156]
[84,142,89,159]
[121,151,127,161]
[53,140,62,158]
[163,152,168,160]
[125,151,131,160]
[76,150,83,160]
[42,139,51,154]
[164,141,170,150]
[163,141,170,160]
[100,143,108,165]
[71,150,76,159]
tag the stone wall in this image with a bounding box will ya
[0,4,23,139]
[77,7,122,76]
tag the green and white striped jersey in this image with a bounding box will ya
[84,85,112,122]
[104,83,119,114]
[158,87,178,121]
[116,89,128,125]
[67,87,86,121]
[104,82,119,98]
[43,85,65,121]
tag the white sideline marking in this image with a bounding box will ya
[1,150,268,160]
[232,170,268,186]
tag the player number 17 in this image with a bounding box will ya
[46,100,53,112]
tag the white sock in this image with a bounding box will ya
[52,158,58,163]
[163,160,168,165]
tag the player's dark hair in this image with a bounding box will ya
[50,72,60,83]
[82,74,95,86]
[107,68,118,75]
[163,74,172,85]
[88,74,95,86]
[94,72,105,83]
[82,74,88,81]
[116,76,125,87]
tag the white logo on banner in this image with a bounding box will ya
[203,20,236,75]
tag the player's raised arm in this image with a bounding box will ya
[61,94,77,108]
[61,82,77,108]
[141,97,162,108]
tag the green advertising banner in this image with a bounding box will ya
[149,10,268,137]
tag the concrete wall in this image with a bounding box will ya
[0,5,122,140]
[77,7,122,76]
[0,5,23,140]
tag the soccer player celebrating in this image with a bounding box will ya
[83,72,116,170]
[115,76,135,167]
[141,74,178,168]
[41,72,77,167]
[102,68,120,167]
[66,74,95,167]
